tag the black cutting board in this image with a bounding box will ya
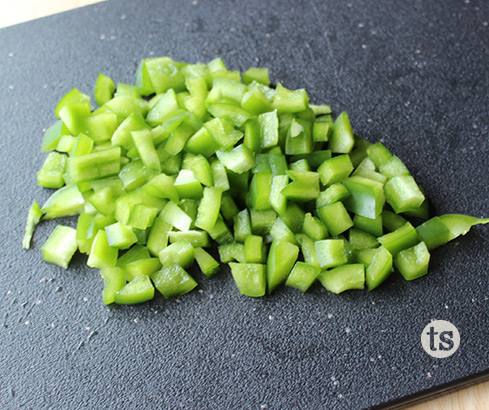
[1,1,488,409]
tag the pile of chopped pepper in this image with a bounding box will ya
[23,56,489,304]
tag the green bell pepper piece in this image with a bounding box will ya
[216,144,255,174]
[185,126,219,157]
[229,263,267,297]
[243,67,270,86]
[267,240,299,293]
[353,214,383,237]
[271,82,309,113]
[22,201,43,250]
[168,230,210,248]
[377,222,419,255]
[41,120,69,152]
[67,147,121,183]
[114,275,155,304]
[366,142,392,168]
[317,201,353,237]
[384,176,425,214]
[269,175,288,216]
[87,229,118,269]
[151,265,197,299]
[218,242,246,263]
[316,183,350,208]
[281,170,320,202]
[123,257,162,282]
[285,262,321,292]
[342,176,385,219]
[329,112,354,154]
[174,169,203,199]
[315,239,348,269]
[270,217,297,244]
[208,215,234,245]
[379,156,410,179]
[258,110,279,149]
[241,87,271,115]
[158,240,194,268]
[348,228,379,250]
[318,154,354,186]
[250,209,277,236]
[37,152,67,188]
[94,73,115,106]
[42,184,85,219]
[194,247,220,278]
[160,201,193,231]
[55,88,91,119]
[250,172,273,211]
[394,241,430,281]
[318,264,365,294]
[41,225,77,269]
[86,111,118,143]
[366,246,393,291]
[99,267,125,305]
[204,118,243,150]
[243,118,261,153]
[234,209,252,243]
[244,235,265,263]
[296,233,320,268]
[212,160,231,191]
[303,212,329,241]
[285,118,313,155]
[105,222,138,250]
[208,103,251,127]
[438,214,489,242]
[195,187,222,232]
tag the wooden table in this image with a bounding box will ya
[2,1,488,409]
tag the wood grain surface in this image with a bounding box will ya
[1,1,488,409]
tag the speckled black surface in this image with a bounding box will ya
[0,0,488,409]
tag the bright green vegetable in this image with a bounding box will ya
[267,240,299,293]
[194,247,220,277]
[114,275,155,304]
[158,240,194,268]
[318,264,365,294]
[366,246,393,291]
[41,225,77,269]
[230,263,267,297]
[23,201,43,249]
[315,239,348,269]
[87,229,118,269]
[285,262,321,292]
[394,242,430,280]
[151,265,197,298]
[100,267,126,305]
[42,184,85,219]
[26,56,489,306]
[377,222,419,255]
[37,152,67,188]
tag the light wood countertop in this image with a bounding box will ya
[1,1,488,409]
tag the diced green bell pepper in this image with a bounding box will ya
[285,262,320,292]
[267,240,299,293]
[99,267,125,305]
[158,240,194,268]
[366,246,393,291]
[114,275,155,304]
[318,264,365,294]
[194,247,220,277]
[229,263,267,297]
[394,241,430,281]
[41,225,77,269]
